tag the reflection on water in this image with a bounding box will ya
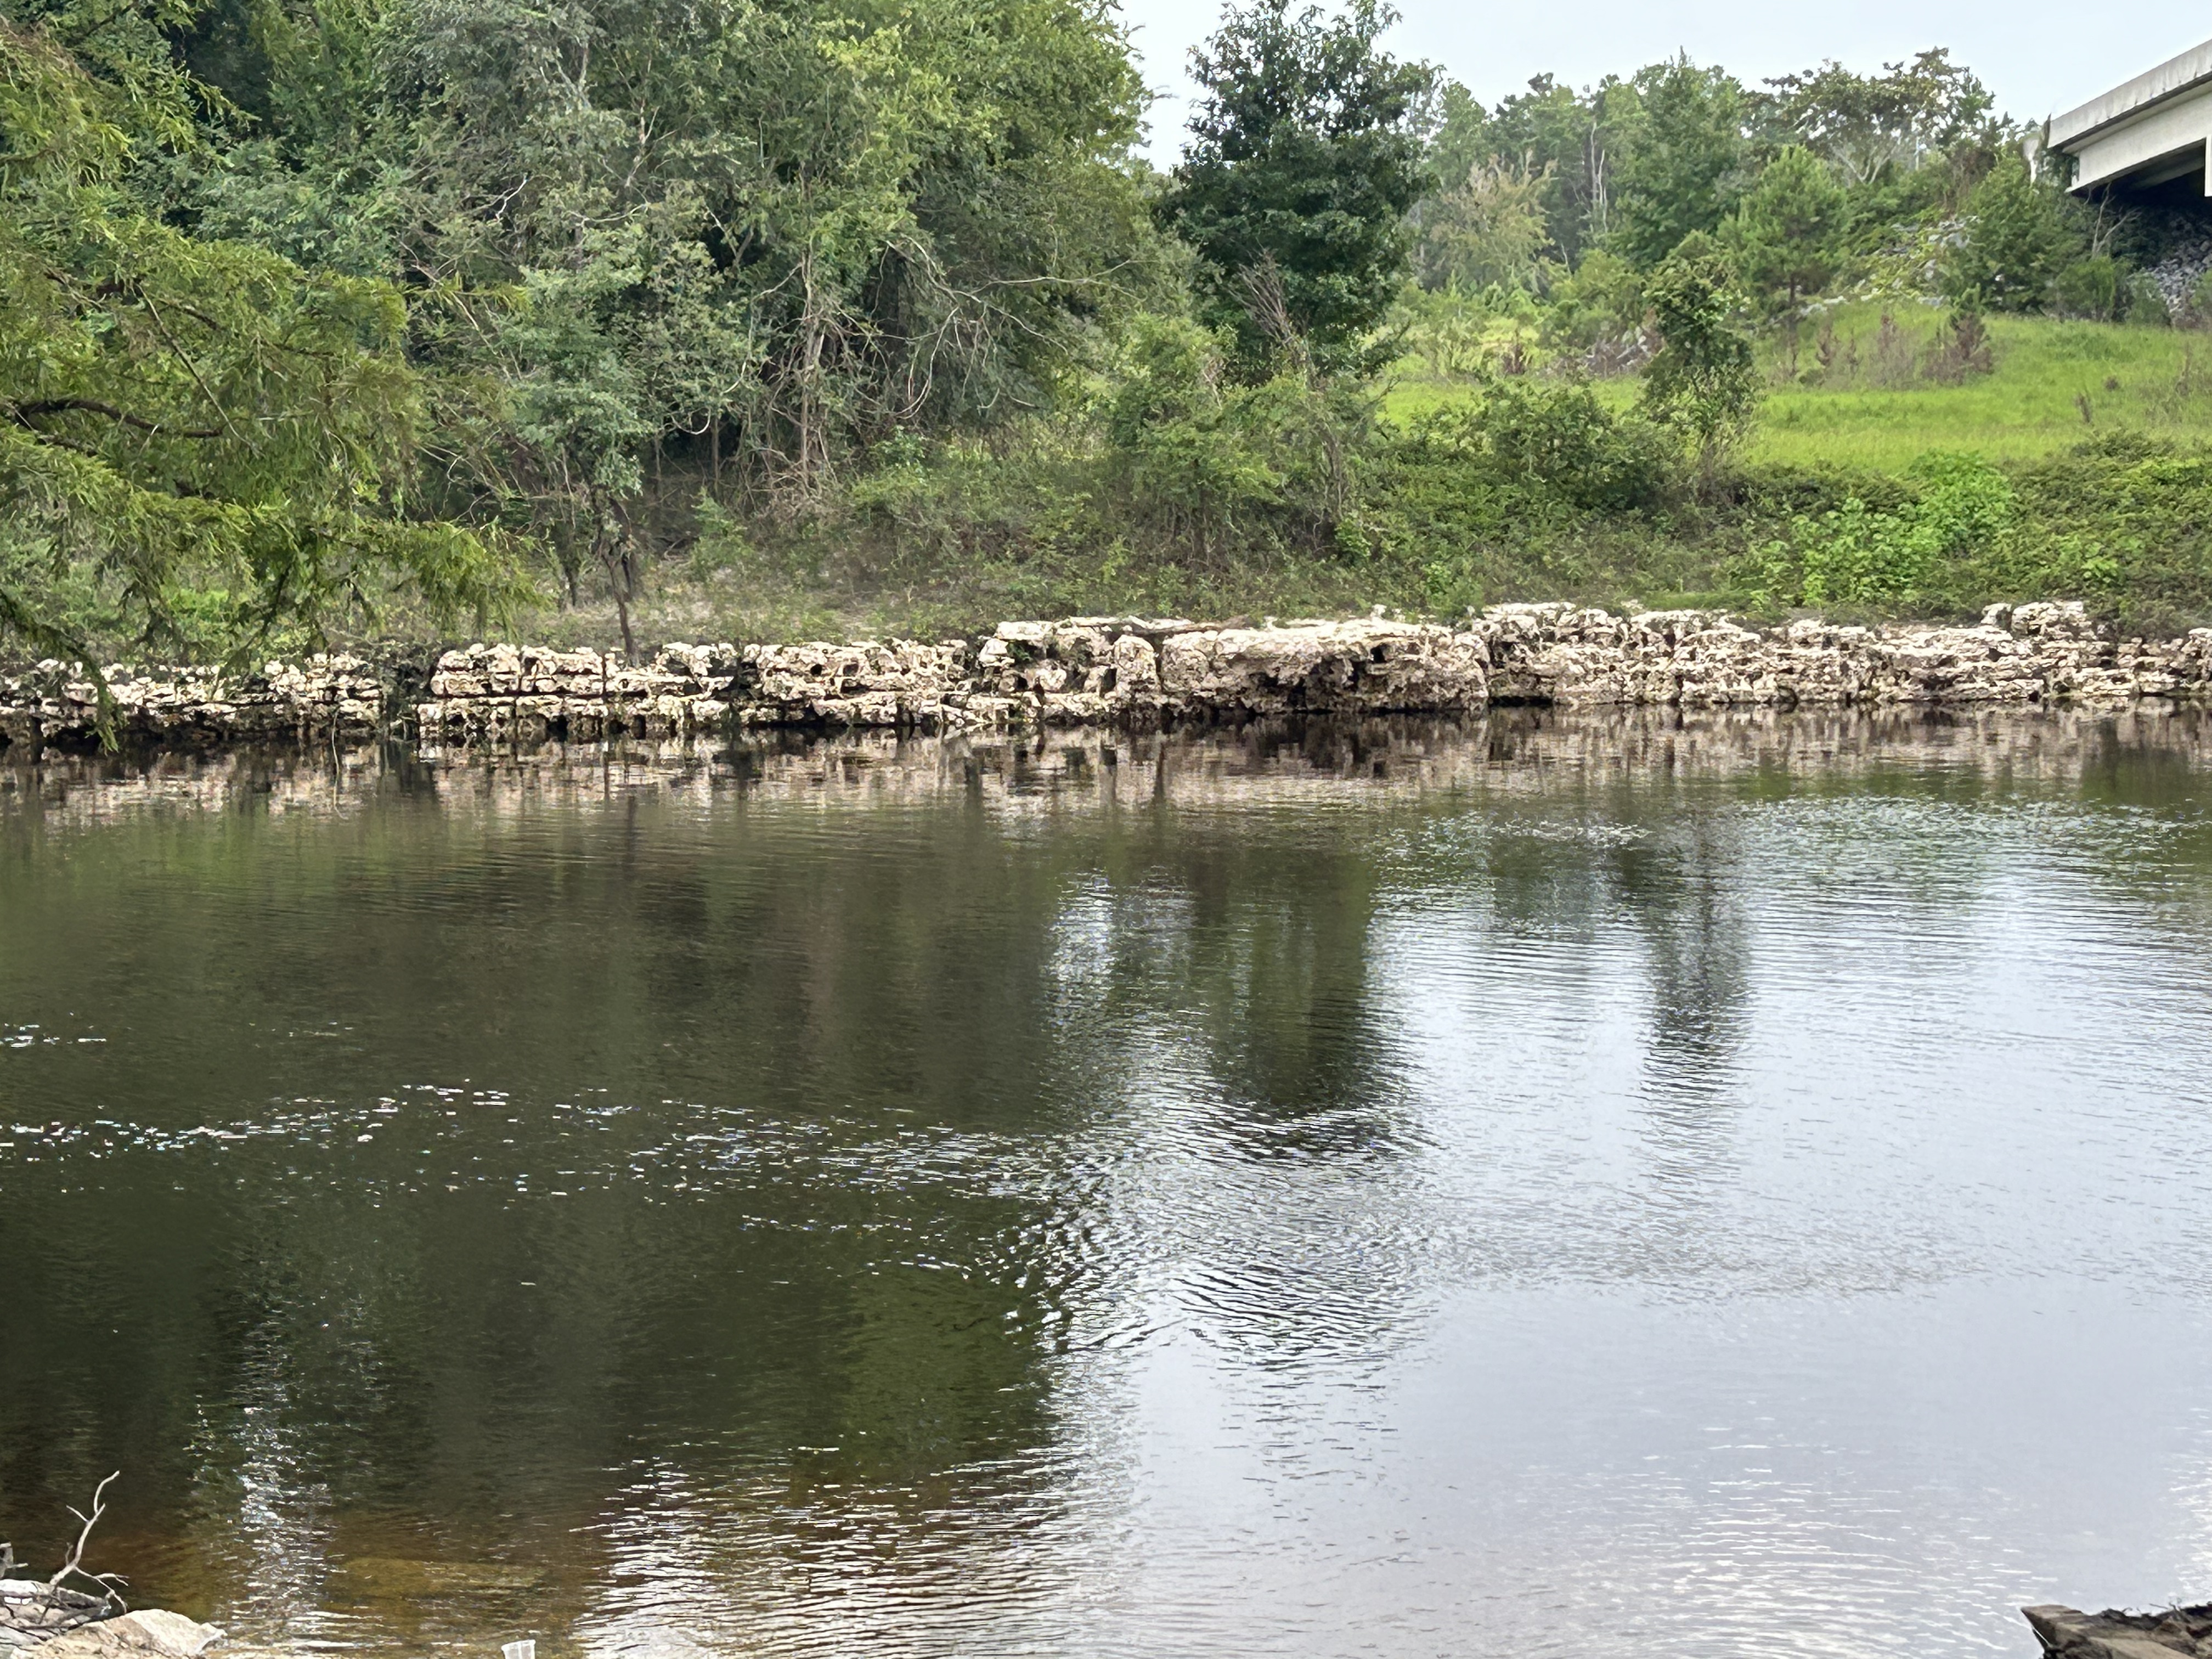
[3,708,2212,1659]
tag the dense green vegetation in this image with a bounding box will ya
[8,0,2212,663]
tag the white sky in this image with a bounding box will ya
[1120,0,2212,161]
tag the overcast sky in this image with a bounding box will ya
[1121,0,2212,161]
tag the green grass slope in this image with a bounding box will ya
[1386,303,2212,467]
[1757,306,2212,467]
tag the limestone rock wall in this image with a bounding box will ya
[0,656,382,749]
[4,603,2210,750]
[1475,601,2212,708]
[408,617,1489,740]
[388,603,2212,738]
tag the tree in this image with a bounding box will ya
[1414,158,1554,294]
[1941,151,2084,312]
[0,13,519,676]
[1423,71,1632,274]
[1727,144,1847,312]
[1156,0,1436,377]
[188,0,1167,528]
[1757,49,1997,185]
[1639,232,1759,477]
[1609,57,1748,268]
[1425,80,1492,199]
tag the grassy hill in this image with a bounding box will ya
[1385,303,2212,469]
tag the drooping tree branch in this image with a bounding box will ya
[8,399,221,438]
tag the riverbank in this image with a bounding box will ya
[2,601,2208,752]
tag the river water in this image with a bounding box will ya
[3,710,2210,1658]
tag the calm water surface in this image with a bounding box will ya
[3,710,2211,1658]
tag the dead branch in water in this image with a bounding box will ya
[0,1479,127,1647]
[47,1472,127,1610]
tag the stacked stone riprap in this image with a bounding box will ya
[5,603,2212,751]
[743,639,974,728]
[409,617,1487,738]
[413,639,979,740]
[398,605,2212,737]
[1473,601,2212,709]
[0,655,382,749]
[416,644,656,741]
[963,616,1487,726]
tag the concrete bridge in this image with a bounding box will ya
[2051,38,2212,196]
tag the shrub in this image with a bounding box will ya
[1398,376,1677,512]
[1941,153,2084,312]
[1997,434,2212,629]
[1639,232,1762,475]
[1751,452,2015,605]
[2054,255,2126,321]
[1540,250,1647,355]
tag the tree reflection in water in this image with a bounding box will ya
[2,707,2211,1657]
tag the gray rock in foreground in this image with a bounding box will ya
[28,1613,223,1659]
[0,1588,219,1659]
[2027,1602,2212,1657]
[5,601,2211,750]
[0,1582,109,1649]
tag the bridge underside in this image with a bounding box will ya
[2051,41,2212,198]
[2071,127,2210,199]
[2082,151,2208,208]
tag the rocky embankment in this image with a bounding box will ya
[4,601,2210,750]
[0,1584,221,1659]
[2027,1600,2212,1657]
[0,658,385,749]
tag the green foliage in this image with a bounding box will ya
[1607,57,1748,269]
[2051,255,2164,325]
[1753,452,2014,604]
[1754,49,1997,185]
[1410,47,2069,351]
[658,386,2212,643]
[1414,157,1554,295]
[1156,0,1436,377]
[1391,284,1543,379]
[1399,376,1674,512]
[1425,81,1492,201]
[2053,256,2121,323]
[0,14,520,674]
[1537,249,1646,351]
[1639,233,1760,465]
[1100,314,1286,545]
[10,0,2207,663]
[1724,436,2212,630]
[7,0,1178,653]
[197,0,1167,501]
[1997,435,2212,629]
[820,307,1373,610]
[1725,144,1846,312]
[1942,153,2084,312]
[1429,71,1615,267]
